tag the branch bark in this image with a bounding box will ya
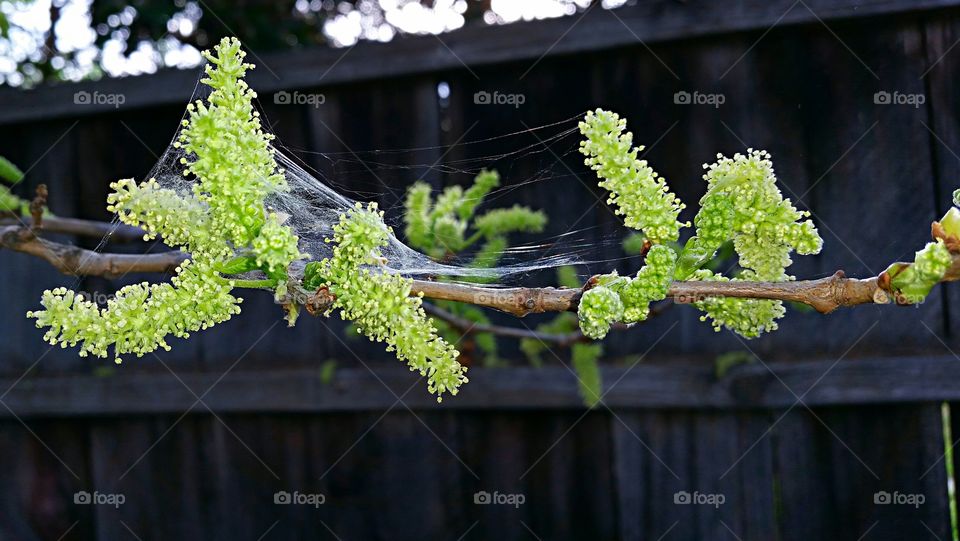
[0,225,184,277]
[0,216,145,242]
[2,219,955,316]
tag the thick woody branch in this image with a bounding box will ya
[0,226,184,277]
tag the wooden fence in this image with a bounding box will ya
[2,0,960,539]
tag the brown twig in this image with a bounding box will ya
[29,184,47,229]
[1,217,955,316]
[421,298,674,345]
[422,301,585,346]
[0,216,145,242]
[0,225,184,277]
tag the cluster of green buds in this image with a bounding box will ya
[579,109,687,243]
[29,37,305,362]
[882,206,957,304]
[578,245,677,339]
[577,111,823,339]
[306,203,467,401]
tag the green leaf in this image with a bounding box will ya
[556,265,581,289]
[216,254,260,275]
[572,342,603,408]
[940,207,960,239]
[302,261,325,290]
[622,233,647,255]
[520,338,545,367]
[0,188,24,212]
[318,359,337,385]
[0,155,24,185]
[714,350,756,379]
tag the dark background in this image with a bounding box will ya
[1,1,960,539]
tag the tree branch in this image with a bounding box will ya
[0,225,184,277]
[422,301,585,346]
[2,218,956,317]
[0,216,145,242]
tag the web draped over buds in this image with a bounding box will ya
[28,37,305,363]
[310,203,467,401]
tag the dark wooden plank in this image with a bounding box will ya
[88,416,211,541]
[522,412,617,540]
[612,410,697,539]
[0,0,956,125]
[920,12,960,348]
[775,404,951,540]
[0,419,95,541]
[5,356,960,414]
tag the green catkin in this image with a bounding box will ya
[28,37,305,363]
[692,149,822,336]
[578,108,687,243]
[319,203,467,401]
[576,110,823,340]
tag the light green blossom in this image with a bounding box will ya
[578,109,686,243]
[578,285,623,340]
[29,37,303,362]
[690,149,823,337]
[318,203,467,401]
[885,240,952,304]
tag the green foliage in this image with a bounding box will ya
[0,155,23,184]
[0,154,29,215]
[519,267,583,367]
[572,342,603,408]
[579,109,687,243]
[28,37,303,363]
[714,350,756,379]
[622,233,647,255]
[403,169,546,261]
[402,170,546,366]
[319,359,338,385]
[317,203,466,401]
[884,240,952,304]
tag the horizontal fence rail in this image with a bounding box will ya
[1,356,958,415]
